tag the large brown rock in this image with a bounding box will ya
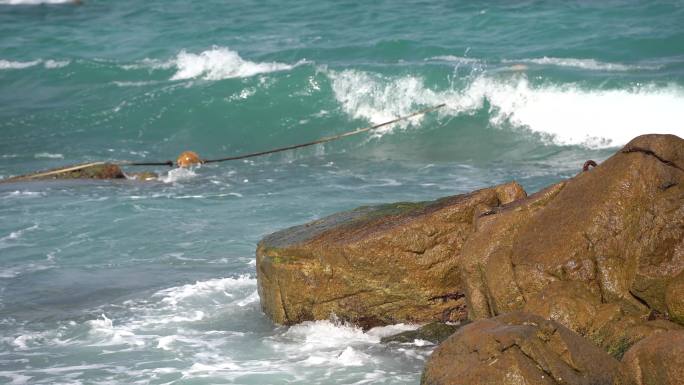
[620,330,684,385]
[461,134,684,324]
[523,281,682,359]
[256,181,526,326]
[665,270,684,324]
[421,312,621,385]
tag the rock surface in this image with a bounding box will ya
[421,312,621,385]
[256,134,684,381]
[1,163,126,183]
[522,280,682,358]
[665,270,684,325]
[58,163,126,179]
[257,181,526,325]
[620,330,684,385]
[461,134,684,325]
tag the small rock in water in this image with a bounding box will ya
[381,321,467,344]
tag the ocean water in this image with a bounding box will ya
[0,0,683,384]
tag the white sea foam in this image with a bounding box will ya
[428,55,481,65]
[154,275,256,308]
[43,59,70,69]
[0,224,39,244]
[156,335,175,350]
[0,59,40,69]
[469,76,684,147]
[170,47,297,81]
[328,69,684,148]
[279,319,417,351]
[2,191,44,199]
[34,152,64,159]
[0,372,31,385]
[0,59,69,70]
[329,70,442,132]
[86,314,144,347]
[0,0,76,4]
[504,57,660,71]
[159,167,197,183]
[121,58,175,71]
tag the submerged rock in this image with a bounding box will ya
[381,321,466,344]
[256,181,526,326]
[421,312,621,385]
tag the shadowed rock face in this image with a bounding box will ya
[256,181,526,326]
[421,312,621,385]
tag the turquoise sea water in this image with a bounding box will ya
[0,1,683,384]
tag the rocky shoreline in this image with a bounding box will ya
[256,134,684,385]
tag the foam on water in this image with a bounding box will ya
[328,69,442,132]
[170,47,298,81]
[154,275,256,308]
[505,57,660,71]
[0,224,39,244]
[34,152,64,159]
[0,59,69,70]
[428,55,481,65]
[0,0,75,4]
[159,167,198,183]
[0,271,429,383]
[86,314,144,347]
[0,59,41,70]
[328,69,684,148]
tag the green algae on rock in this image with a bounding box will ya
[256,181,526,326]
[421,312,621,385]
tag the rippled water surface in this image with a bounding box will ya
[1,1,683,384]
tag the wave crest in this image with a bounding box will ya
[328,69,684,148]
[170,47,297,81]
[503,57,660,72]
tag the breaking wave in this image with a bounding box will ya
[170,47,299,81]
[503,57,660,71]
[328,69,684,148]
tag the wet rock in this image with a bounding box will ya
[1,163,126,183]
[381,321,466,344]
[620,330,684,385]
[523,281,682,359]
[256,181,526,325]
[421,312,620,385]
[461,134,684,323]
[61,163,126,179]
[126,171,158,181]
[523,281,600,337]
